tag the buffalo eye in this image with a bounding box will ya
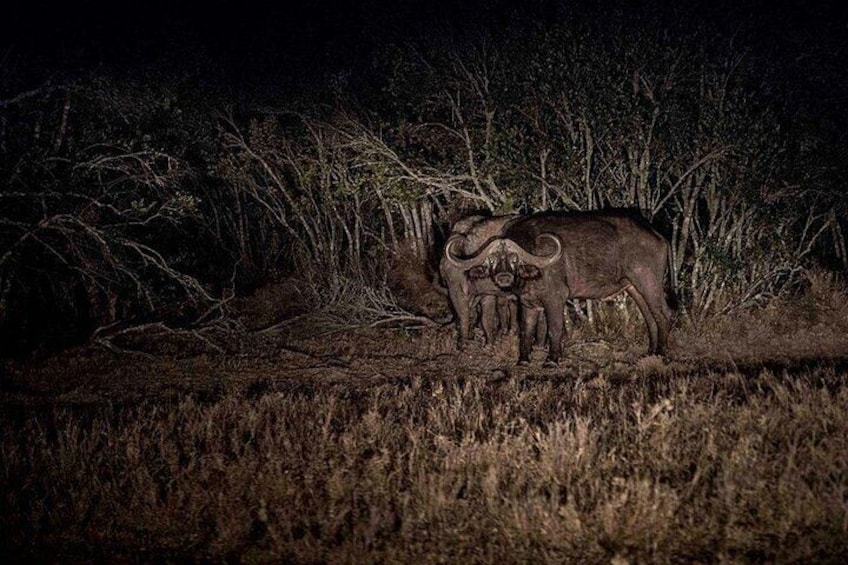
[466,265,490,279]
[517,264,542,279]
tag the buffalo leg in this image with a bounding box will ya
[628,269,672,355]
[625,284,660,354]
[497,296,516,336]
[480,295,499,345]
[535,308,547,347]
[542,295,567,365]
[518,304,541,364]
[643,290,671,356]
[650,287,674,356]
[448,286,473,349]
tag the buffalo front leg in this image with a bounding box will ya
[534,308,547,347]
[480,295,499,345]
[448,287,474,350]
[518,304,542,365]
[497,296,518,336]
[542,295,566,366]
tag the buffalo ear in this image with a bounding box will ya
[465,265,489,280]
[517,264,542,279]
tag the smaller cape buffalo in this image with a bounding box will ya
[440,215,519,348]
[446,211,675,365]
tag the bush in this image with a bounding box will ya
[2,8,846,354]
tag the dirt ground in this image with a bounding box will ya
[3,294,848,407]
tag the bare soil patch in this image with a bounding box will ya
[3,294,848,406]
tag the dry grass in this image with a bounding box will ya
[3,367,848,562]
[2,273,848,562]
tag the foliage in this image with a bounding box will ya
[0,73,226,354]
[355,22,842,316]
[1,9,847,353]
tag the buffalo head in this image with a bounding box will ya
[445,234,562,289]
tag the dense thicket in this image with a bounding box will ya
[1,9,846,355]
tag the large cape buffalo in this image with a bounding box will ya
[440,215,519,347]
[446,211,675,365]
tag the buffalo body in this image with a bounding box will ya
[446,211,675,365]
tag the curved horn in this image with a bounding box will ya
[445,236,503,270]
[506,233,562,268]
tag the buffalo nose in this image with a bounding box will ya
[494,272,514,288]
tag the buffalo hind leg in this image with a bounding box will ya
[624,285,660,354]
[630,271,672,355]
[644,291,671,356]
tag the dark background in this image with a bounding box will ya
[2,0,847,356]
[5,0,845,186]
[4,1,846,90]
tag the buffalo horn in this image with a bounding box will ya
[506,233,562,267]
[445,236,501,270]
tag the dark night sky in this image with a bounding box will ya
[2,0,847,100]
[3,2,841,60]
[4,1,505,71]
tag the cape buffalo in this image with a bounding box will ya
[446,211,675,365]
[440,215,519,348]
